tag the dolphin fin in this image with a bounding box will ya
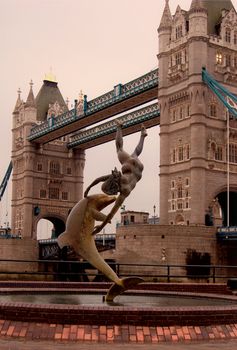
[105,276,144,302]
[57,231,71,249]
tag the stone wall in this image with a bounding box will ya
[0,238,38,273]
[114,224,224,280]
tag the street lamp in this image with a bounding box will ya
[153,205,156,224]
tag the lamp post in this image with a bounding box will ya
[153,205,156,224]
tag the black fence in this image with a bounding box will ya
[0,259,236,283]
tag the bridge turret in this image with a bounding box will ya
[158,0,172,53]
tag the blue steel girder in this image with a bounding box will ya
[28,69,158,144]
[67,103,160,149]
[202,68,237,118]
[0,161,13,201]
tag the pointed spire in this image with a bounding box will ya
[13,88,22,113]
[65,97,70,108]
[158,0,172,32]
[25,80,36,108]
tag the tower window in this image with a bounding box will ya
[216,53,222,65]
[49,188,59,200]
[37,163,43,172]
[177,185,183,199]
[187,105,190,117]
[186,144,190,160]
[229,144,237,163]
[172,110,176,122]
[172,149,176,163]
[62,191,68,200]
[49,161,60,175]
[180,107,183,120]
[226,54,231,67]
[175,52,182,65]
[234,32,237,45]
[215,146,223,161]
[234,57,237,68]
[40,189,46,198]
[210,104,217,117]
[178,146,184,161]
[176,25,183,39]
[66,167,72,175]
[225,28,231,43]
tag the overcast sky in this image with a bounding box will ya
[0,0,236,234]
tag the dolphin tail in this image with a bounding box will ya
[105,276,144,302]
[57,231,71,249]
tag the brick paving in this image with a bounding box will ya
[0,320,237,344]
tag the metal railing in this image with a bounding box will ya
[0,259,236,283]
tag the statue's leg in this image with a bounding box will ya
[115,120,123,153]
[132,124,147,157]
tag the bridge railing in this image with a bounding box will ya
[28,69,158,141]
[0,259,236,283]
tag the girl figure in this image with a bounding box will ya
[84,120,147,235]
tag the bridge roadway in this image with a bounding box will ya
[28,69,158,145]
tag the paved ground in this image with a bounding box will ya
[1,339,237,350]
[1,320,237,348]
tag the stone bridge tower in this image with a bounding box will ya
[11,75,85,239]
[158,0,237,226]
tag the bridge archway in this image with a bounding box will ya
[36,216,65,240]
[216,191,237,227]
[207,190,237,227]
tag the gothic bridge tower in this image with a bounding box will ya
[11,75,85,239]
[158,0,237,227]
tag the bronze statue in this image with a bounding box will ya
[58,121,147,301]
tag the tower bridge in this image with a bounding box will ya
[1,0,237,269]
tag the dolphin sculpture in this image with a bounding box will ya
[57,193,143,302]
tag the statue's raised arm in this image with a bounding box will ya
[93,120,147,235]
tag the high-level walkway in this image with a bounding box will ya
[28,69,158,145]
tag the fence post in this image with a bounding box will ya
[212,266,216,283]
[167,265,170,283]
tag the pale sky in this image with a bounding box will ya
[0,0,236,235]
